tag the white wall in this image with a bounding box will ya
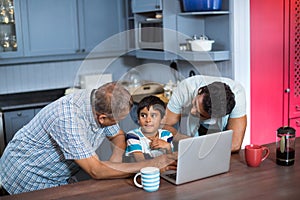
[0,61,81,94]
[232,0,251,148]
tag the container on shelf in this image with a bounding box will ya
[181,0,223,12]
[190,35,214,51]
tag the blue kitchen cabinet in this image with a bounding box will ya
[78,0,125,53]
[3,107,43,144]
[3,108,35,144]
[19,0,124,57]
[21,0,80,56]
[131,0,162,13]
[0,0,24,58]
[20,0,79,57]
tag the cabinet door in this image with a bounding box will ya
[3,109,34,144]
[288,0,300,119]
[34,108,42,115]
[131,0,162,13]
[0,0,24,58]
[21,0,79,56]
[289,118,300,137]
[78,0,125,53]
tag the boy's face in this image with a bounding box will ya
[138,106,162,136]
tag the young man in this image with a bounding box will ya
[125,96,173,162]
[162,75,247,153]
[0,82,176,195]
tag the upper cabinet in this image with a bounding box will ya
[20,0,124,57]
[0,0,24,58]
[20,0,79,57]
[78,0,125,54]
[0,0,125,63]
[131,0,162,13]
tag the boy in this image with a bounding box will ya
[125,95,173,162]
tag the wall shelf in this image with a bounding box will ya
[135,50,177,60]
[178,11,230,16]
[177,50,230,61]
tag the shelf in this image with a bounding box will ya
[0,50,129,66]
[177,50,230,61]
[135,50,177,60]
[179,11,230,16]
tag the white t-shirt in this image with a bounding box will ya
[167,75,246,136]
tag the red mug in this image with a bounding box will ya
[245,144,270,167]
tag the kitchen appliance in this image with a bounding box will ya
[276,126,296,166]
[135,13,164,50]
[131,82,166,103]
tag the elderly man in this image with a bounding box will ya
[0,82,176,195]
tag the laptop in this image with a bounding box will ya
[161,130,233,185]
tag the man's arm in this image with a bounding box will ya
[107,130,126,162]
[161,108,190,143]
[227,115,247,153]
[74,153,177,180]
[75,127,177,179]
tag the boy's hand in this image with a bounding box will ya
[150,138,171,152]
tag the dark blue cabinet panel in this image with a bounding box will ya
[3,107,43,144]
[3,108,34,143]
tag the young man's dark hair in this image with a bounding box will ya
[198,82,236,118]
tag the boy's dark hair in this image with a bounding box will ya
[137,95,166,118]
[198,82,236,118]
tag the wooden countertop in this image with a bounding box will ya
[2,139,300,200]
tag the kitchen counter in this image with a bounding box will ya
[2,139,300,199]
[0,88,66,111]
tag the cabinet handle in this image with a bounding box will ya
[17,112,22,116]
[296,105,300,111]
[296,120,300,127]
[82,49,85,53]
[76,49,81,53]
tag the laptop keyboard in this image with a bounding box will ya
[165,173,177,180]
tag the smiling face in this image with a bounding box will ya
[138,106,162,137]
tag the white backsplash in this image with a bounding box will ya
[0,61,81,94]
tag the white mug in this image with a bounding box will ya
[133,167,160,192]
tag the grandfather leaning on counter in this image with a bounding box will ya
[0,82,176,195]
[162,75,247,153]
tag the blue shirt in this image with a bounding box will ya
[0,90,120,194]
